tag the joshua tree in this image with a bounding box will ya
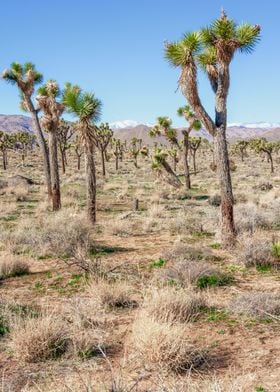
[152,147,182,188]
[0,131,13,170]
[62,83,102,223]
[129,137,142,168]
[112,138,122,170]
[73,135,84,170]
[189,136,202,175]
[94,123,113,176]
[14,130,35,166]
[233,140,249,162]
[36,80,64,211]
[2,63,52,196]
[57,119,76,174]
[177,105,201,188]
[250,138,278,174]
[150,117,180,149]
[165,11,260,247]
[167,147,179,172]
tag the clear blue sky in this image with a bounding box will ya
[1,0,279,126]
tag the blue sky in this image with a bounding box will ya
[1,0,279,126]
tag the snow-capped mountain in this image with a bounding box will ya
[109,120,153,129]
[109,120,140,129]
[228,122,280,129]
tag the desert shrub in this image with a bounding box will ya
[162,244,215,263]
[10,316,69,363]
[272,242,280,259]
[143,287,206,323]
[208,194,221,207]
[131,314,208,372]
[109,218,138,237]
[87,280,137,309]
[0,209,92,258]
[158,259,222,288]
[230,292,280,319]
[253,182,273,191]
[0,300,39,337]
[168,215,203,236]
[234,203,275,233]
[238,235,273,268]
[196,273,233,289]
[0,253,29,279]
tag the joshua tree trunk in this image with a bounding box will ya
[192,150,197,175]
[182,130,191,189]
[77,155,81,170]
[101,149,106,176]
[173,157,177,172]
[268,153,274,173]
[85,143,97,223]
[215,126,236,247]
[115,154,119,170]
[60,145,66,174]
[48,131,61,211]
[2,152,7,170]
[26,98,52,197]
[158,160,182,189]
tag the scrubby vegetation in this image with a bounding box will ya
[0,8,279,392]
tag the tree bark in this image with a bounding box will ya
[101,150,106,176]
[85,143,97,223]
[26,98,52,197]
[2,151,6,170]
[182,130,191,189]
[158,160,183,189]
[60,145,66,174]
[192,148,199,175]
[215,127,236,247]
[48,131,61,211]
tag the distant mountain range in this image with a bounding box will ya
[0,114,279,143]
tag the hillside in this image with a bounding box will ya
[0,114,33,133]
[1,114,280,143]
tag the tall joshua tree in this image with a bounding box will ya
[2,63,52,196]
[0,131,13,170]
[95,123,113,176]
[165,11,260,247]
[57,119,76,174]
[150,117,180,149]
[36,81,64,211]
[189,136,202,175]
[62,83,102,223]
[177,105,201,188]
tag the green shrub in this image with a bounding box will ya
[196,274,233,289]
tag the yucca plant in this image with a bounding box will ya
[250,138,279,174]
[94,123,113,176]
[177,105,201,188]
[2,62,52,196]
[165,10,261,248]
[36,80,64,211]
[62,83,102,223]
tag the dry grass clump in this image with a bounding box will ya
[0,209,92,258]
[230,292,280,319]
[109,218,139,237]
[162,244,208,262]
[143,287,206,323]
[168,214,203,235]
[0,253,29,279]
[158,259,218,287]
[131,314,208,373]
[10,315,69,363]
[238,234,272,267]
[235,202,280,233]
[87,280,138,309]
